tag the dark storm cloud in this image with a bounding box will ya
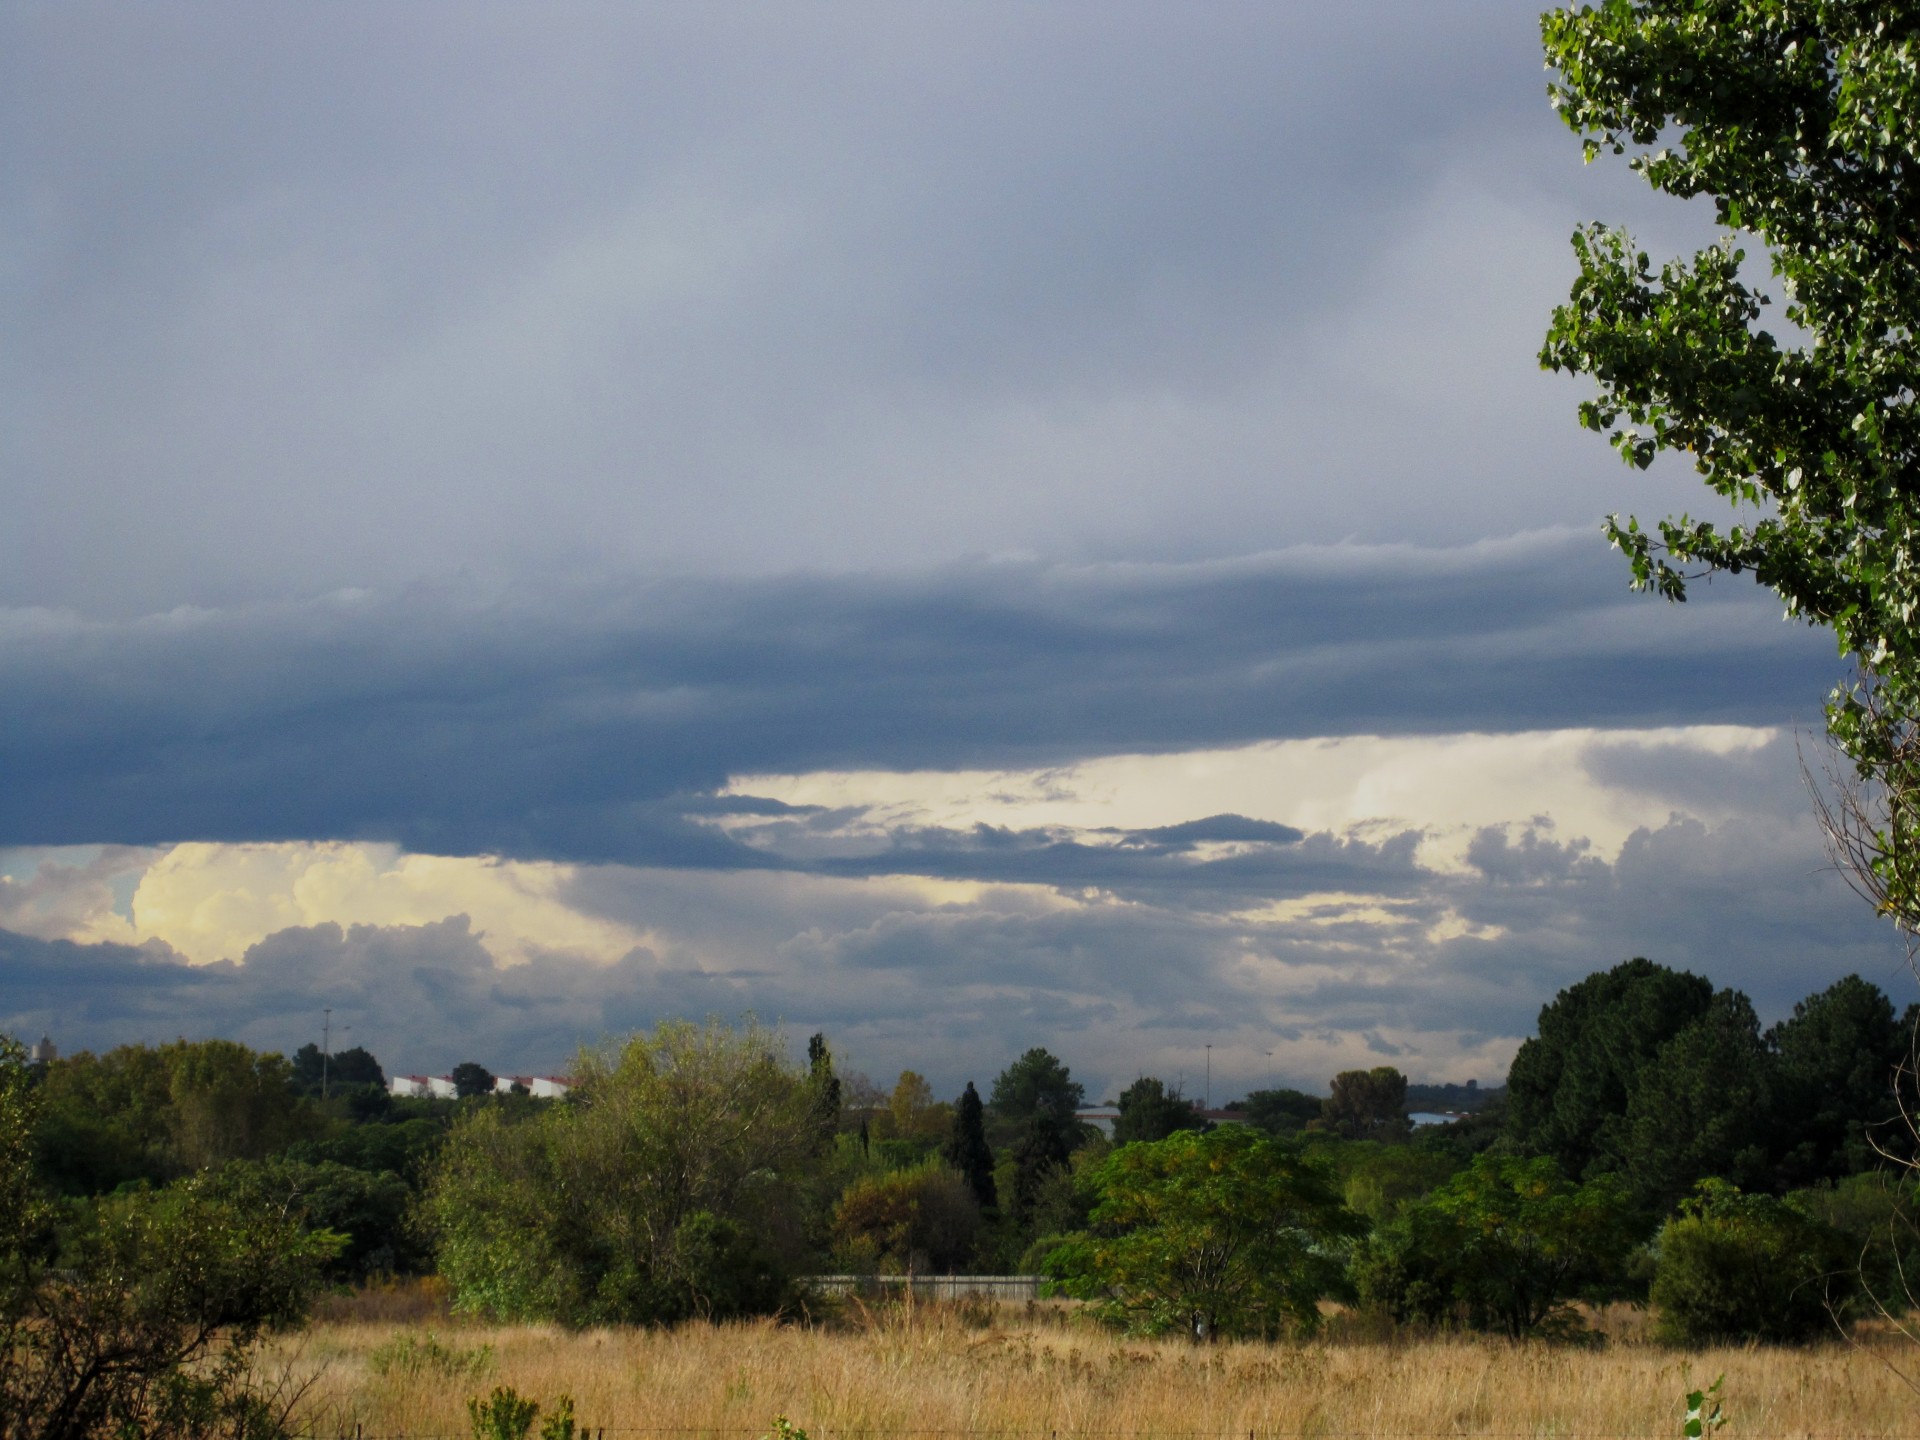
[0,533,1837,862]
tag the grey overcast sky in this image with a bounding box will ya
[2,3,1894,1094]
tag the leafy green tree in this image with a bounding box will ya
[1046,1127,1360,1341]
[1112,1077,1208,1146]
[450,1062,496,1101]
[208,1157,422,1281]
[165,1041,315,1172]
[1324,1067,1410,1141]
[31,1045,176,1194]
[1506,957,1713,1178]
[34,1041,316,1192]
[1353,1154,1639,1338]
[1539,2,1920,926]
[1651,1180,1855,1345]
[941,1082,996,1211]
[989,1048,1085,1141]
[1769,974,1909,1183]
[1618,989,1776,1212]
[1322,1140,1463,1227]
[1234,1088,1324,1136]
[425,1019,819,1325]
[288,1115,445,1185]
[1,1037,336,1440]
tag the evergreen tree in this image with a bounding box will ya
[1618,990,1774,1212]
[989,1047,1086,1152]
[942,1081,996,1211]
[1769,974,1910,1183]
[807,1032,843,1145]
[1506,957,1713,1177]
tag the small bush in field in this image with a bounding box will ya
[1652,1180,1854,1344]
[539,1393,579,1440]
[368,1330,494,1381]
[468,1385,539,1440]
[1684,1375,1726,1437]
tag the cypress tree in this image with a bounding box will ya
[806,1033,842,1145]
[944,1081,996,1211]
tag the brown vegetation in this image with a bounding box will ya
[272,1295,1920,1439]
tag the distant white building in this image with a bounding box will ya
[388,1071,571,1100]
[27,1035,56,1064]
[494,1074,573,1099]
[388,1074,458,1100]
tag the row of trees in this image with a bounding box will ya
[8,956,1916,1367]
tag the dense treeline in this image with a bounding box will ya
[5,955,1919,1412]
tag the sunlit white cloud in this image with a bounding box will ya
[726,725,1784,871]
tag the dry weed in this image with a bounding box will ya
[270,1301,1920,1439]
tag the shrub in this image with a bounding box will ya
[832,1161,980,1273]
[425,1019,817,1326]
[1789,1173,1920,1315]
[468,1386,538,1440]
[367,1331,495,1382]
[1353,1153,1639,1338]
[1046,1126,1360,1341]
[1651,1180,1856,1345]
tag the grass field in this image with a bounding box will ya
[271,1293,1920,1440]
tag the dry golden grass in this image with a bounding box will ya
[269,1297,1920,1440]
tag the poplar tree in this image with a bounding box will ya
[1541,1,1920,925]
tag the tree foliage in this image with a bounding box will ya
[1540,0,1920,925]
[424,1019,819,1325]
[1506,957,1713,1179]
[34,1041,318,1195]
[831,1162,980,1274]
[1112,1077,1209,1146]
[1770,975,1913,1183]
[1620,989,1776,1211]
[989,1048,1085,1135]
[1353,1154,1639,1338]
[288,1043,383,1097]
[1651,1180,1855,1344]
[1045,1127,1360,1341]
[0,1038,334,1440]
[1234,1088,1325,1136]
[941,1082,997,1211]
[450,1062,496,1101]
[1324,1067,1410,1142]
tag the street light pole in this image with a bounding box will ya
[1204,1044,1212,1111]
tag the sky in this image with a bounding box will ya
[1,2,1902,1103]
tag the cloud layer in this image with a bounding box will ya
[0,532,1837,863]
[2,727,1903,1100]
[6,2,1727,614]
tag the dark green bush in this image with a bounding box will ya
[1351,1154,1639,1338]
[1651,1180,1855,1344]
